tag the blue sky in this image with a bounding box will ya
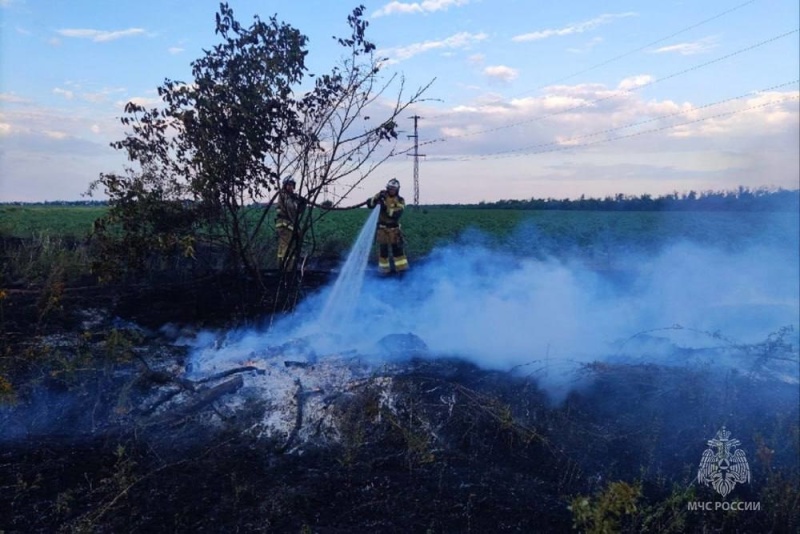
[1,0,798,203]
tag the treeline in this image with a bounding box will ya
[434,187,800,211]
[1,200,107,207]
[4,187,799,211]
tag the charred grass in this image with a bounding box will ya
[2,308,798,533]
[2,353,797,532]
[1,213,798,532]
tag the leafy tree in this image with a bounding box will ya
[89,3,431,283]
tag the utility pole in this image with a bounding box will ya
[408,115,425,206]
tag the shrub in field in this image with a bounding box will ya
[570,480,642,533]
[0,233,90,287]
[4,205,796,281]
[88,4,430,284]
[0,374,14,404]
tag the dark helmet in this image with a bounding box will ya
[282,177,296,187]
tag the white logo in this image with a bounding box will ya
[697,427,751,498]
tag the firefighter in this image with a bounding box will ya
[366,178,409,274]
[275,177,306,271]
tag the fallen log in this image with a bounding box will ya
[144,375,244,426]
[195,365,263,384]
[137,365,261,416]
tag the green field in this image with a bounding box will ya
[0,206,107,239]
[2,204,796,263]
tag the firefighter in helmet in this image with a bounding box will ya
[366,178,408,274]
[275,177,306,271]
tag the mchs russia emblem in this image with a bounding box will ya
[697,427,751,498]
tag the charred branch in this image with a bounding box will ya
[142,375,244,426]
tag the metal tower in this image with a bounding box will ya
[408,115,425,206]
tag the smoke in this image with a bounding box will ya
[187,212,799,399]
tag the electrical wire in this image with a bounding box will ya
[453,80,800,160]
[450,94,800,161]
[424,0,764,121]
[512,0,763,97]
[423,28,799,144]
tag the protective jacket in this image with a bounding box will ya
[276,190,306,230]
[367,192,405,228]
[366,191,408,273]
[276,189,306,271]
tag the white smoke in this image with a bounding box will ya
[186,213,800,397]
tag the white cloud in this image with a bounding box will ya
[79,87,126,103]
[168,46,185,55]
[373,0,470,18]
[2,72,796,203]
[56,28,146,42]
[421,80,799,166]
[0,93,31,104]
[0,107,123,148]
[44,130,69,140]
[53,87,75,100]
[380,31,488,64]
[617,75,654,91]
[468,53,484,64]
[0,105,128,201]
[567,37,604,54]
[671,93,800,138]
[651,36,718,56]
[82,93,108,103]
[484,65,519,83]
[539,94,591,111]
[512,13,636,42]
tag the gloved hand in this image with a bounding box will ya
[378,190,387,203]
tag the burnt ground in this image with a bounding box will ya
[1,272,799,533]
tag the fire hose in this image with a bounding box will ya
[310,199,368,210]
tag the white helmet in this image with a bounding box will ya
[386,178,400,190]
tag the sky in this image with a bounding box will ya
[0,0,798,204]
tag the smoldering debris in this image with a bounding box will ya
[184,232,799,402]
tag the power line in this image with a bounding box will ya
[425,28,799,143]
[463,80,799,159]
[513,0,762,97]
[453,94,800,161]
[425,0,763,121]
